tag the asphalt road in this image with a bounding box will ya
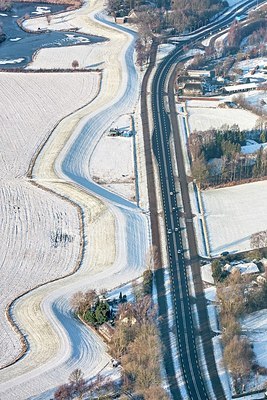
[148,1,266,399]
[152,48,211,400]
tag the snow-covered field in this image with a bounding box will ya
[0,181,81,367]
[90,114,136,201]
[234,57,267,73]
[202,181,267,256]
[187,99,258,132]
[0,0,150,398]
[0,72,99,367]
[27,43,107,70]
[242,309,267,370]
[0,72,100,178]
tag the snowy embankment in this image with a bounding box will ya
[0,72,99,368]
[0,0,150,398]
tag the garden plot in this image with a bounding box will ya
[0,72,100,179]
[90,114,136,201]
[201,181,267,256]
[187,100,258,132]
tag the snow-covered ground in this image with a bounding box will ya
[0,72,99,367]
[242,90,267,115]
[201,181,267,256]
[156,43,175,63]
[242,309,267,370]
[0,0,150,398]
[27,42,107,70]
[241,139,267,155]
[90,114,136,201]
[0,72,100,179]
[234,57,267,74]
[187,99,258,132]
[0,181,81,368]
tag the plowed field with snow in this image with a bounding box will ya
[0,72,100,367]
[188,103,258,132]
[0,72,100,178]
[202,181,267,256]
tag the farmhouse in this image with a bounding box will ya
[183,82,203,96]
[177,75,203,88]
[223,82,258,94]
[187,69,215,79]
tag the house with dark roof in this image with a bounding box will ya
[183,82,203,96]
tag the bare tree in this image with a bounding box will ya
[69,368,86,399]
[224,335,254,390]
[251,230,267,249]
[0,0,11,11]
[46,13,52,24]
[72,59,79,69]
[54,384,72,400]
[70,289,97,317]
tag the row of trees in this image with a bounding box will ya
[215,265,267,392]
[217,271,255,392]
[169,0,227,33]
[189,125,267,188]
[109,297,168,399]
[107,0,228,34]
[233,95,267,119]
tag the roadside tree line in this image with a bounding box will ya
[217,270,267,393]
[189,125,267,188]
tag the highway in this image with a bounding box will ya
[149,0,267,399]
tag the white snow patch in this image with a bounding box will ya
[205,286,217,302]
[0,58,24,65]
[156,43,175,62]
[212,335,232,400]
[242,309,267,373]
[241,140,267,155]
[201,263,214,284]
[90,115,135,201]
[32,6,51,15]
[201,181,267,256]
[188,105,258,132]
